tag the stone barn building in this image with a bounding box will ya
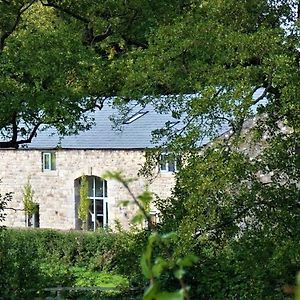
[0,105,176,230]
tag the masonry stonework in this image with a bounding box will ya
[0,149,175,230]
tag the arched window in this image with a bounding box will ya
[75,176,108,231]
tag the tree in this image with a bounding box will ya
[154,138,299,298]
[0,191,12,226]
[0,0,299,297]
[22,180,38,226]
[119,0,299,132]
[114,1,300,298]
[0,0,186,148]
[1,1,299,149]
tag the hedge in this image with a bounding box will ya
[0,228,147,299]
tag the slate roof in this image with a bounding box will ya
[25,103,176,150]
[6,89,267,150]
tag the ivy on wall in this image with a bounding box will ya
[78,175,90,230]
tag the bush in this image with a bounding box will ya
[155,228,300,300]
[0,229,41,300]
[0,228,146,299]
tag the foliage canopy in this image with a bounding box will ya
[0,0,299,298]
[0,0,186,148]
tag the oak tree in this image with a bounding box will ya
[0,0,185,148]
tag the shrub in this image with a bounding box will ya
[0,230,41,300]
[0,228,146,299]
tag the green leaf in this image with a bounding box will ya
[174,268,185,280]
[141,253,152,279]
[138,190,153,207]
[143,282,159,300]
[177,254,199,267]
[152,257,168,278]
[296,272,300,300]
[148,232,160,245]
[161,232,177,243]
[131,213,144,224]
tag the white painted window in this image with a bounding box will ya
[86,176,108,231]
[160,153,177,172]
[42,152,56,171]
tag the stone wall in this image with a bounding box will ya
[0,149,175,230]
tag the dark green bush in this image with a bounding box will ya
[0,230,41,300]
[0,228,146,299]
[1,226,298,299]
[155,228,299,300]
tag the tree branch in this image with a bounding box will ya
[11,112,18,145]
[0,121,42,148]
[0,0,36,52]
[40,1,114,47]
[80,96,107,112]
[92,24,112,44]
[20,0,36,14]
[116,176,154,231]
[39,0,89,23]
[4,207,24,212]
[215,115,235,133]
[17,122,42,145]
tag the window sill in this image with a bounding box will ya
[41,170,59,176]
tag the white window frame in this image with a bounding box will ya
[88,176,108,231]
[42,152,56,171]
[160,153,177,173]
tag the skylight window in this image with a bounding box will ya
[123,111,149,124]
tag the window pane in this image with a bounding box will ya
[160,154,168,171]
[89,201,94,214]
[51,153,56,170]
[105,202,108,225]
[26,214,33,227]
[96,215,103,228]
[88,177,94,197]
[95,177,103,197]
[160,162,167,171]
[151,213,158,225]
[79,176,108,230]
[95,199,103,214]
[33,205,40,228]
[168,161,176,172]
[88,214,93,230]
[104,180,108,197]
[43,153,50,170]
